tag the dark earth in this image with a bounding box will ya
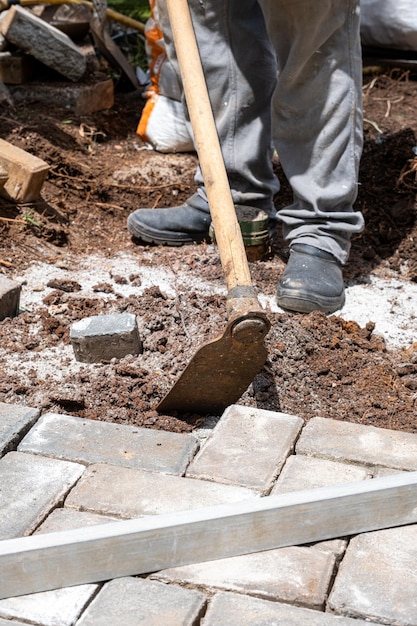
[1,65,417,435]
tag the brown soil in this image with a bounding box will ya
[1,68,417,435]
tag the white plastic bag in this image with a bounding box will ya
[360,0,417,50]
[137,0,193,153]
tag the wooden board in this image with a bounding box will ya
[1,472,417,599]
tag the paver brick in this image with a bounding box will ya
[10,77,114,115]
[18,412,198,474]
[328,524,417,625]
[187,405,303,491]
[76,577,207,626]
[65,463,256,518]
[0,402,39,457]
[0,451,84,539]
[203,592,385,625]
[0,274,21,320]
[152,545,336,610]
[70,313,142,363]
[0,5,86,81]
[0,138,49,202]
[272,455,371,557]
[296,416,417,470]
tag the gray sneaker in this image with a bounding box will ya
[277,243,345,313]
[127,192,211,246]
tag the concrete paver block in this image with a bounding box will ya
[272,455,371,557]
[0,5,86,81]
[0,401,39,457]
[39,508,118,532]
[187,405,303,491]
[328,524,417,625]
[0,585,98,626]
[203,592,385,625]
[10,77,114,116]
[0,138,49,202]
[18,412,198,474]
[296,416,417,470]
[65,463,256,518]
[0,274,21,320]
[70,313,142,363]
[152,545,336,610]
[76,577,207,626]
[0,50,36,84]
[0,451,84,539]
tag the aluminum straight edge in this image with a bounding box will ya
[1,471,417,599]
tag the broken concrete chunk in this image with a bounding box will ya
[0,138,50,203]
[0,5,87,81]
[70,313,142,363]
[0,275,21,321]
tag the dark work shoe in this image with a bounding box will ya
[127,192,211,245]
[277,243,345,314]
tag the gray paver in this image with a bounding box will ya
[18,412,198,474]
[75,577,207,626]
[70,313,142,363]
[0,274,21,321]
[0,451,84,539]
[203,592,385,625]
[39,508,118,532]
[65,463,256,517]
[272,455,371,556]
[296,416,417,470]
[187,405,303,491]
[328,524,417,625]
[0,585,98,626]
[152,545,335,610]
[0,619,29,626]
[0,401,39,457]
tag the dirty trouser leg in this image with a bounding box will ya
[155,0,280,217]
[260,0,365,263]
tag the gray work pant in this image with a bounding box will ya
[156,0,365,263]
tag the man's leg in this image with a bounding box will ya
[261,0,365,312]
[127,0,279,245]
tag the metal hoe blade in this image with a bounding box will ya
[157,312,270,415]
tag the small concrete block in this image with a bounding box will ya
[0,6,86,81]
[186,405,303,491]
[272,455,371,494]
[70,313,142,363]
[0,584,98,626]
[75,578,207,626]
[39,508,118,532]
[296,416,417,471]
[0,274,21,321]
[10,77,114,115]
[152,545,335,610]
[0,401,40,457]
[0,138,49,202]
[203,592,384,626]
[0,451,84,540]
[328,525,417,624]
[0,50,36,84]
[272,455,371,556]
[65,463,256,518]
[18,412,198,474]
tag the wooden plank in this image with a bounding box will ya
[1,472,417,599]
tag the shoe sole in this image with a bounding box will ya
[277,290,345,314]
[127,218,210,246]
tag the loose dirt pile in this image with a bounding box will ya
[1,69,416,434]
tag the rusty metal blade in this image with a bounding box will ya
[157,313,270,415]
